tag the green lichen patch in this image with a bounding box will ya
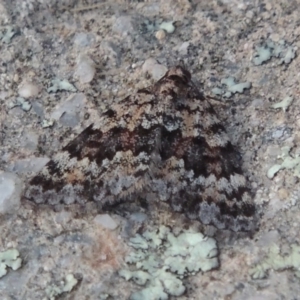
[159,21,175,33]
[0,249,22,278]
[119,226,219,300]
[212,77,251,98]
[271,96,293,112]
[253,40,297,66]
[250,244,300,279]
[267,146,300,179]
[45,274,78,300]
[140,19,175,35]
[0,26,17,44]
[41,119,54,128]
[8,97,32,112]
[47,79,77,93]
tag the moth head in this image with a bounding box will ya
[165,66,192,84]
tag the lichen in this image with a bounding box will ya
[8,97,32,112]
[0,26,17,44]
[0,249,22,278]
[159,21,175,33]
[47,79,77,93]
[141,20,175,35]
[253,41,273,65]
[45,274,78,300]
[271,96,293,112]
[119,226,219,300]
[250,244,300,279]
[253,40,297,66]
[41,119,54,128]
[267,145,300,179]
[212,77,251,98]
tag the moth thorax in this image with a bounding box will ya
[166,66,192,84]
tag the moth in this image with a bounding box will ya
[25,66,256,231]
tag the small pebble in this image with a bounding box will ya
[142,58,168,81]
[94,214,119,230]
[112,16,134,35]
[75,54,96,84]
[155,29,166,41]
[13,74,19,82]
[178,42,190,55]
[0,172,22,215]
[74,32,95,47]
[142,58,158,73]
[51,93,86,127]
[18,82,40,98]
[278,188,289,200]
[151,64,168,80]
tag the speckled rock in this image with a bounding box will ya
[0,172,22,214]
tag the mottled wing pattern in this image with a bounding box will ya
[25,91,161,206]
[153,82,254,231]
[25,66,256,231]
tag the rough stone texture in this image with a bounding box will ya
[0,172,22,214]
[1,0,300,299]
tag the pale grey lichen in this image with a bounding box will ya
[48,79,77,93]
[279,46,296,64]
[267,146,300,179]
[141,20,175,35]
[253,40,297,66]
[0,249,22,278]
[119,226,219,300]
[0,26,17,44]
[159,21,175,33]
[253,41,273,65]
[41,119,54,128]
[271,96,293,112]
[211,87,223,96]
[250,244,300,279]
[212,77,251,98]
[44,274,78,300]
[8,97,32,111]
